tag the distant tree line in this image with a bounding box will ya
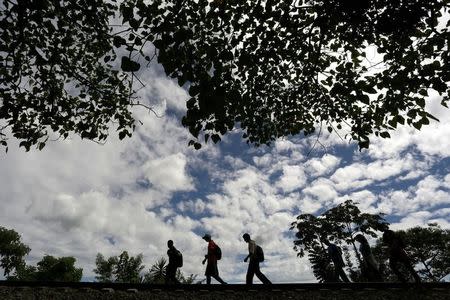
[1,201,449,283]
[290,200,450,283]
[0,226,198,283]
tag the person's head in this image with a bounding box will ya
[167,240,174,248]
[354,234,367,244]
[202,234,211,242]
[242,233,250,243]
[383,230,394,244]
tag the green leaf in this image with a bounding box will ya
[362,85,377,94]
[113,36,127,48]
[418,89,428,96]
[379,132,390,138]
[211,134,221,143]
[121,56,141,72]
[416,98,425,108]
[119,131,127,140]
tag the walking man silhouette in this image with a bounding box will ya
[242,233,272,284]
[202,234,227,284]
[383,230,421,283]
[322,239,350,282]
[165,240,181,284]
[354,234,382,282]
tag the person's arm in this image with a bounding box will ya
[244,241,256,262]
[203,242,212,264]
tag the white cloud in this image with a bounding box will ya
[276,165,307,193]
[1,72,450,284]
[177,198,206,214]
[305,154,341,177]
[303,178,337,203]
[297,196,323,214]
[143,153,194,193]
[390,211,434,230]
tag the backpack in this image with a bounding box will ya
[256,245,264,262]
[176,250,183,267]
[215,245,222,260]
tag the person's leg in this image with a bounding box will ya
[206,275,211,284]
[246,262,256,284]
[172,267,181,284]
[337,267,350,283]
[368,263,383,282]
[333,266,340,282]
[390,257,407,283]
[165,266,175,284]
[212,275,227,284]
[253,262,271,284]
[255,270,271,284]
[399,255,421,283]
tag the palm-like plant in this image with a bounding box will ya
[143,257,167,284]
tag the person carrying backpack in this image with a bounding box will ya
[322,239,350,283]
[202,234,227,284]
[242,233,272,284]
[383,230,421,283]
[166,240,182,284]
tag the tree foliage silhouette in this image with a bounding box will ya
[120,0,450,149]
[142,257,200,284]
[34,255,83,282]
[308,244,336,283]
[10,255,83,282]
[372,224,450,282]
[1,0,449,151]
[290,200,389,282]
[0,0,133,151]
[94,251,144,283]
[143,257,167,284]
[0,226,30,276]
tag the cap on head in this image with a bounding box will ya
[202,234,211,240]
[242,233,250,241]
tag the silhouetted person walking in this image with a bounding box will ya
[242,233,272,285]
[202,234,227,284]
[165,240,182,284]
[323,239,350,282]
[383,230,421,283]
[354,234,382,282]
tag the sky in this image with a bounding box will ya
[1,56,450,284]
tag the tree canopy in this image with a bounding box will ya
[0,226,30,276]
[0,0,134,151]
[1,0,449,151]
[94,251,145,283]
[290,200,389,282]
[9,255,83,282]
[33,255,83,282]
[372,224,450,282]
[129,0,450,150]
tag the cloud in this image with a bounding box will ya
[177,198,206,215]
[303,178,338,203]
[143,153,194,193]
[1,72,449,284]
[276,165,307,193]
[304,154,341,177]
